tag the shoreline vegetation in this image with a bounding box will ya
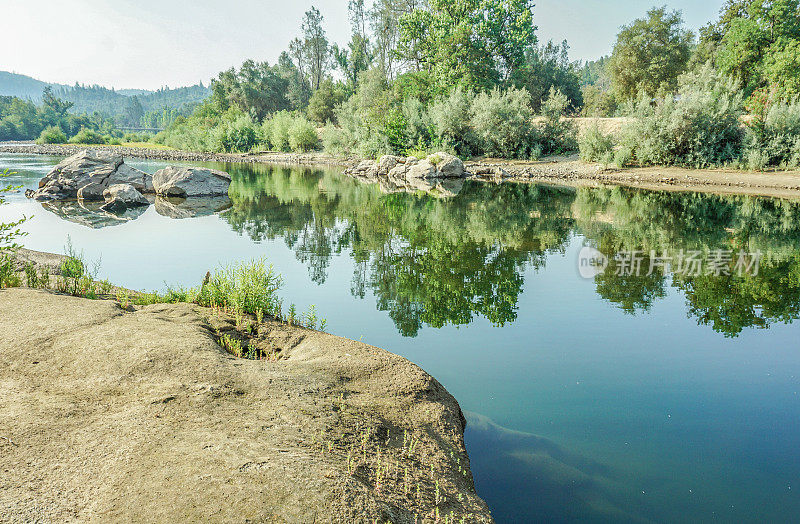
[3,4,800,193]
[5,247,329,355]
[3,140,800,200]
[1,247,493,521]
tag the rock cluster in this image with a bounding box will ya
[26,150,233,219]
[29,150,153,202]
[345,152,468,197]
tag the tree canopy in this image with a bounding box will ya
[608,6,694,100]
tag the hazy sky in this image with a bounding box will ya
[4,0,725,90]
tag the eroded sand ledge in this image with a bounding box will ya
[0,285,492,522]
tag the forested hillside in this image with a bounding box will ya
[0,71,210,129]
[0,71,69,101]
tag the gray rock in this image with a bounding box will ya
[100,184,149,213]
[377,155,401,176]
[29,150,153,202]
[431,152,465,178]
[77,181,107,201]
[406,159,437,179]
[152,166,231,197]
[343,152,466,197]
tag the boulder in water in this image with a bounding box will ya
[29,150,153,202]
[100,183,149,213]
[152,166,231,198]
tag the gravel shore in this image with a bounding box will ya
[4,141,800,199]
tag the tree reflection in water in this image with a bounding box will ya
[221,162,800,337]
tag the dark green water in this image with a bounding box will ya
[2,153,799,522]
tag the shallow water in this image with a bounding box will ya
[2,153,799,522]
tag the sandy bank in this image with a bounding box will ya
[0,252,492,522]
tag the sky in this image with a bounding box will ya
[3,0,726,90]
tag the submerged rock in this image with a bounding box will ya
[100,183,150,213]
[29,150,153,201]
[152,166,231,198]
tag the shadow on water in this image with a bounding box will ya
[464,412,655,523]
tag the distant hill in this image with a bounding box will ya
[117,89,153,97]
[0,71,210,126]
[0,71,69,101]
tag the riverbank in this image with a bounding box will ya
[0,249,492,522]
[4,141,800,199]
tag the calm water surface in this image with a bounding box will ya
[2,153,799,522]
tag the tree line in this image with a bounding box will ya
[5,0,800,168]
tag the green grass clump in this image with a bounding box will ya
[195,257,284,318]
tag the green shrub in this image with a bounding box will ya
[122,132,152,143]
[579,125,615,162]
[329,68,394,158]
[745,101,800,168]
[288,117,319,152]
[36,125,68,144]
[400,97,435,153]
[538,87,578,154]
[269,111,294,152]
[618,65,744,167]
[321,123,351,155]
[470,87,536,158]
[220,113,258,152]
[195,257,283,318]
[0,254,20,288]
[307,79,347,124]
[430,87,476,156]
[581,85,619,117]
[68,128,107,145]
[383,109,408,155]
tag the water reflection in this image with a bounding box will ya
[30,160,800,338]
[154,195,232,219]
[41,200,149,228]
[222,164,800,338]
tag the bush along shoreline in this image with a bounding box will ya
[578,65,800,171]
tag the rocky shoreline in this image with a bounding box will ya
[0,141,354,167]
[4,141,800,199]
[0,249,494,522]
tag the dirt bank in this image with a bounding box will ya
[466,157,800,200]
[4,141,800,199]
[0,257,492,522]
